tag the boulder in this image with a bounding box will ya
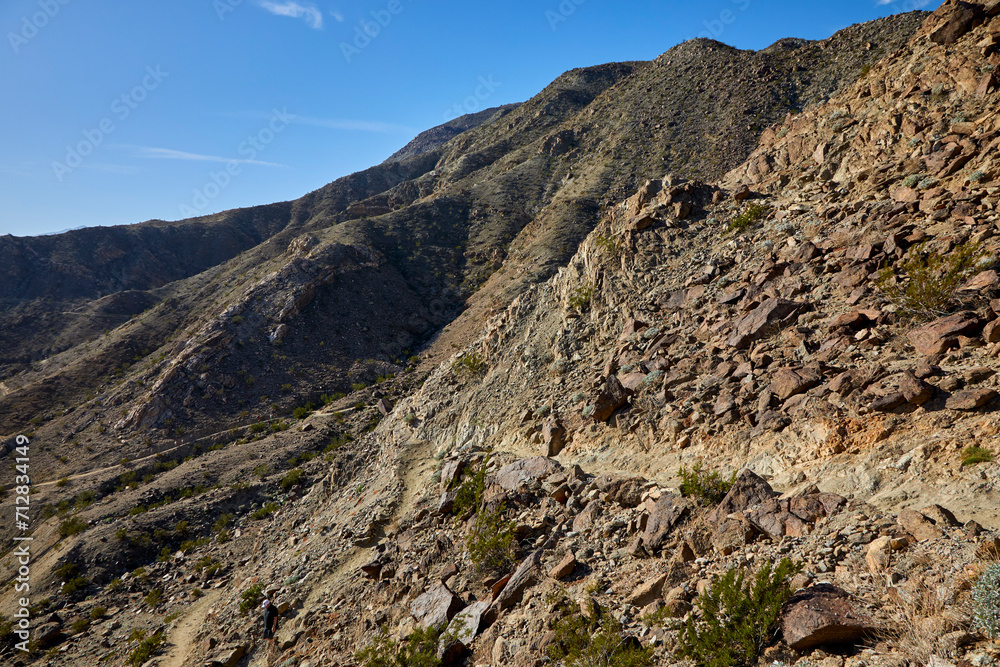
[410,582,465,630]
[572,500,603,534]
[946,388,998,410]
[929,1,984,45]
[642,494,691,552]
[493,457,563,491]
[210,643,248,667]
[782,584,879,650]
[443,600,490,652]
[727,299,808,349]
[908,312,981,355]
[770,367,823,401]
[897,509,945,541]
[549,552,577,580]
[627,573,668,607]
[591,375,633,422]
[377,398,394,416]
[899,374,935,405]
[493,550,543,611]
[542,416,567,457]
[34,622,62,647]
[707,470,777,524]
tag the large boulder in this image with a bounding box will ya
[782,584,879,650]
[907,312,981,355]
[727,299,809,349]
[590,375,633,421]
[642,494,692,552]
[493,457,563,492]
[769,367,823,401]
[492,550,543,611]
[945,388,998,411]
[707,470,777,524]
[928,1,984,45]
[410,582,465,630]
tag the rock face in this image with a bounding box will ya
[782,584,879,650]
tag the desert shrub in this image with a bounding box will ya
[355,625,442,667]
[466,503,518,578]
[548,596,653,667]
[239,583,263,615]
[877,241,989,320]
[56,477,69,487]
[962,446,994,466]
[69,618,90,634]
[58,516,88,538]
[280,468,303,490]
[903,173,922,188]
[725,203,767,234]
[678,461,737,505]
[62,576,89,597]
[973,563,1000,638]
[451,457,488,517]
[677,558,800,667]
[595,235,621,263]
[254,464,270,478]
[90,606,107,619]
[144,589,162,607]
[568,284,595,313]
[252,502,280,520]
[128,630,164,666]
[451,352,486,377]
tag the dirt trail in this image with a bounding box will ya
[159,588,222,667]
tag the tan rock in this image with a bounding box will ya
[627,573,667,607]
[549,552,577,580]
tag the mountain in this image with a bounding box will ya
[7,5,1000,667]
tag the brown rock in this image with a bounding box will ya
[34,622,62,647]
[572,500,603,534]
[897,509,945,541]
[711,515,758,554]
[983,318,1000,343]
[899,374,935,405]
[493,550,542,611]
[708,469,777,524]
[549,552,577,580]
[591,375,632,422]
[410,582,465,630]
[782,584,880,650]
[211,643,248,667]
[642,494,692,552]
[871,392,906,412]
[727,298,808,349]
[377,398,394,416]
[628,214,656,231]
[542,416,567,457]
[929,2,984,45]
[444,600,490,647]
[769,367,823,401]
[908,312,981,355]
[946,388,999,410]
[627,573,668,607]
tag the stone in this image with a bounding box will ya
[34,622,62,647]
[549,552,577,579]
[728,298,809,349]
[708,469,777,524]
[627,573,668,607]
[377,398,394,416]
[711,515,758,555]
[642,494,692,552]
[929,2,984,45]
[866,536,901,571]
[493,550,543,611]
[769,366,823,401]
[782,584,880,650]
[210,643,248,667]
[440,459,465,491]
[572,500,603,534]
[591,375,633,422]
[946,388,998,410]
[908,312,981,355]
[444,600,490,646]
[899,374,935,405]
[493,457,563,492]
[628,214,657,231]
[542,416,567,457]
[410,582,465,630]
[897,509,944,541]
[871,392,906,413]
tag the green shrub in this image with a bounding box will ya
[677,558,801,667]
[962,446,994,467]
[128,630,164,666]
[252,502,280,520]
[973,563,1000,639]
[281,468,303,490]
[725,203,767,234]
[548,596,653,667]
[90,606,107,619]
[254,464,271,478]
[451,457,488,518]
[58,516,88,538]
[594,235,621,263]
[466,503,518,578]
[355,625,442,667]
[239,583,263,615]
[69,618,90,634]
[144,589,163,607]
[62,576,89,597]
[451,353,486,377]
[568,284,595,313]
[678,462,737,506]
[877,241,988,321]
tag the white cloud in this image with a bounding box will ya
[124,146,286,167]
[330,9,345,22]
[875,0,894,5]
[255,1,324,29]
[292,115,415,134]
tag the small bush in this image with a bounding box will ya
[252,502,280,520]
[973,562,1000,639]
[355,625,442,667]
[128,630,164,666]
[90,606,107,619]
[62,576,89,597]
[239,583,263,615]
[56,477,69,487]
[595,235,621,263]
[144,589,163,607]
[59,516,88,538]
[466,503,518,578]
[725,203,767,234]
[281,468,303,491]
[548,596,653,667]
[568,284,595,313]
[877,241,988,320]
[962,446,994,466]
[677,558,801,667]
[451,352,486,377]
[451,457,488,518]
[69,618,90,634]
[678,461,737,506]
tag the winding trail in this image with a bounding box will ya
[159,588,222,667]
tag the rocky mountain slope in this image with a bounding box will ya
[9,5,1000,667]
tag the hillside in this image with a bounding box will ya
[8,6,1000,667]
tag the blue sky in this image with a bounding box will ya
[0,0,940,237]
